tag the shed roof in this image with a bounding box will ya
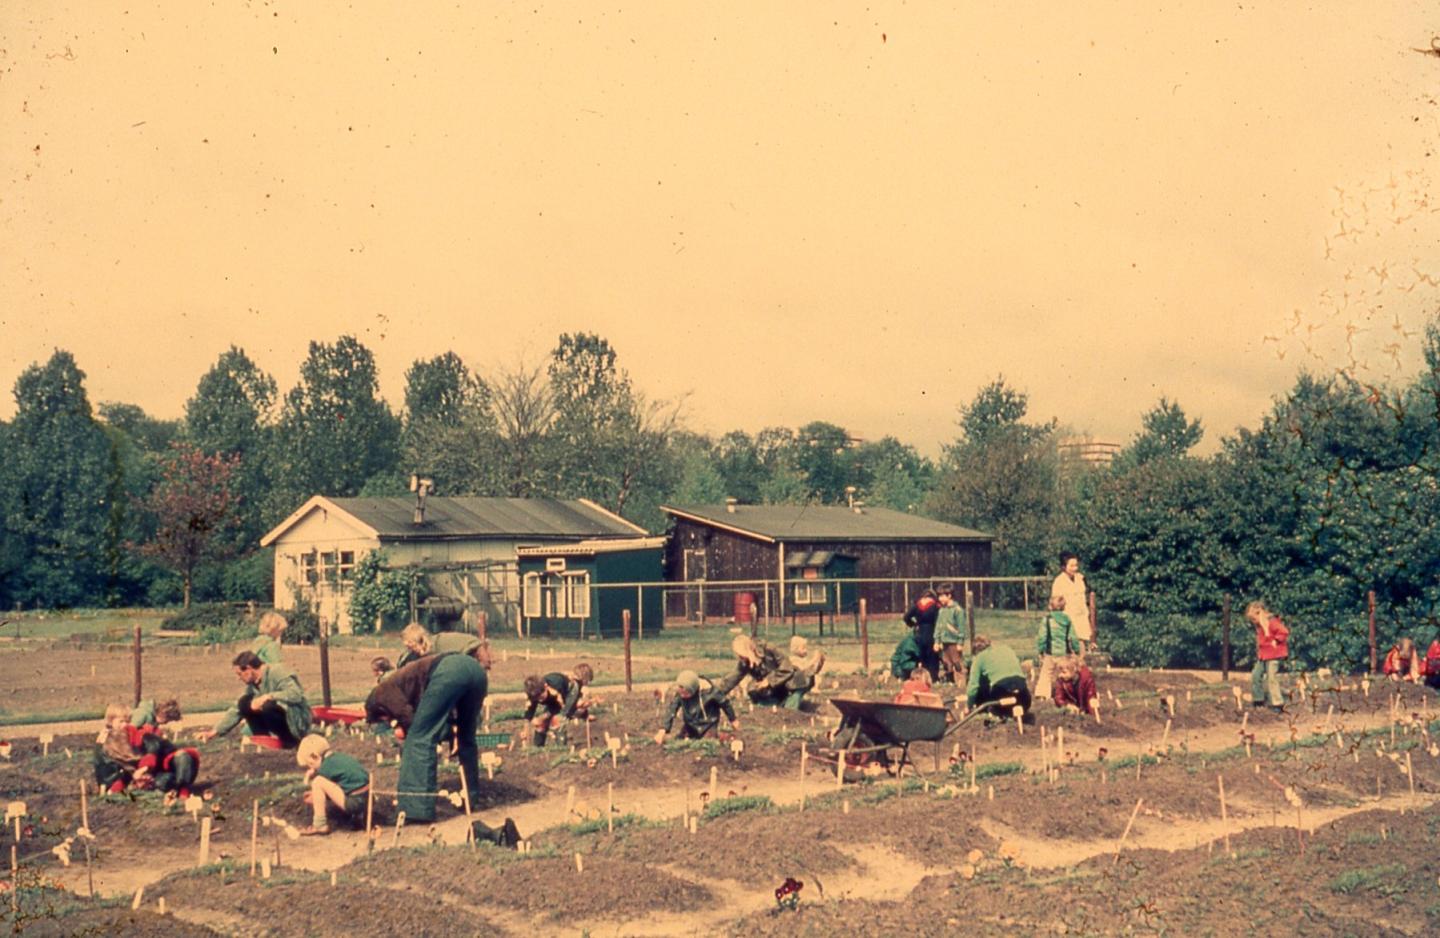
[261,495,646,546]
[661,504,991,543]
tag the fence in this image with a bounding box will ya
[512,575,1054,642]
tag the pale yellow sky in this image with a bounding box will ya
[2,2,1437,455]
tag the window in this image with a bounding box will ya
[338,551,356,582]
[564,572,591,618]
[793,582,827,605]
[522,573,541,617]
[320,551,339,585]
[299,552,318,587]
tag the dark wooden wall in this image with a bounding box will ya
[664,518,992,618]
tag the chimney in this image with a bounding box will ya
[411,475,433,525]
[725,497,738,514]
[852,500,865,514]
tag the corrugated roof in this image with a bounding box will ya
[662,504,991,543]
[274,496,646,542]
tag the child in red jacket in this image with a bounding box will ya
[1052,656,1099,716]
[1425,639,1440,690]
[1382,638,1423,683]
[1246,601,1289,711]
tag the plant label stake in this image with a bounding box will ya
[250,800,259,877]
[261,858,272,879]
[709,766,719,800]
[1091,698,1102,725]
[689,815,698,834]
[197,816,212,866]
[1217,775,1232,858]
[39,733,53,757]
[731,738,744,763]
[574,852,584,874]
[392,811,406,848]
[1057,727,1065,766]
[131,885,144,911]
[1161,720,1172,751]
[1232,686,1243,713]
[1013,706,1024,735]
[799,742,808,811]
[1113,798,1144,864]
[607,783,614,833]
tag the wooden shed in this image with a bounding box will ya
[516,537,667,639]
[260,495,646,633]
[661,503,992,619]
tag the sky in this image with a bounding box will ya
[3,2,1438,458]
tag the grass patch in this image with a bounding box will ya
[1328,863,1408,896]
[702,794,773,819]
[662,738,719,757]
[568,813,657,836]
[760,728,818,746]
[1345,831,1383,846]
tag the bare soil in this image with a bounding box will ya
[4,665,1439,936]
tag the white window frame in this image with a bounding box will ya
[563,572,591,619]
[522,572,542,617]
[793,582,827,605]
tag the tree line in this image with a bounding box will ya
[2,323,1438,671]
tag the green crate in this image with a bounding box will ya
[475,732,511,749]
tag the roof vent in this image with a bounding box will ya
[410,475,434,525]
[725,497,738,514]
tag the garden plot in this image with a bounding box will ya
[2,673,1438,935]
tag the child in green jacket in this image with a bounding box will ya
[1034,595,1078,700]
[297,735,370,835]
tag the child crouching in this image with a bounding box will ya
[297,735,370,836]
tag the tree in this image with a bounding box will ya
[0,351,113,607]
[184,346,278,547]
[274,336,401,504]
[1124,397,1204,465]
[135,444,240,608]
[400,353,501,496]
[98,402,182,454]
[927,379,1061,574]
[541,333,683,526]
[490,359,556,497]
[958,377,1051,447]
[792,421,856,504]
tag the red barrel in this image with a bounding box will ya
[734,592,756,624]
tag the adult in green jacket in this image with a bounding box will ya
[965,636,1032,719]
[199,651,313,748]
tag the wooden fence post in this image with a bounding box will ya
[622,609,633,693]
[1365,593,1376,674]
[859,598,869,672]
[319,618,333,708]
[965,588,975,656]
[132,624,143,707]
[1221,593,1231,681]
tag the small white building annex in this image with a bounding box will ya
[260,495,647,632]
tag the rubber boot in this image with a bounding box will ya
[531,729,547,748]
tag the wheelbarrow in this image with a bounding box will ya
[821,695,1018,779]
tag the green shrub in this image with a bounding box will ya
[702,795,773,819]
[347,551,421,635]
[165,603,255,644]
[1328,863,1407,895]
[284,588,320,645]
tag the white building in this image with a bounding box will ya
[259,495,647,633]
